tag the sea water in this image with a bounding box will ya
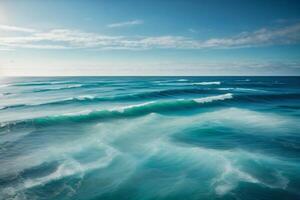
[0,76,299,200]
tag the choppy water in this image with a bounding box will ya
[0,76,300,200]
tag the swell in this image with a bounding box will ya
[0,93,233,129]
[1,90,299,111]
[0,88,220,110]
[57,88,220,102]
[232,82,288,88]
[236,93,300,102]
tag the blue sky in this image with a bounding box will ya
[0,0,300,76]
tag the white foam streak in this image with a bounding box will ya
[39,84,83,91]
[0,84,10,88]
[194,93,233,103]
[177,79,188,82]
[116,101,156,112]
[62,84,83,89]
[193,81,221,85]
[76,95,95,100]
[217,87,266,92]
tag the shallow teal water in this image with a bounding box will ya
[0,77,300,200]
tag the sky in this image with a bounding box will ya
[0,0,300,76]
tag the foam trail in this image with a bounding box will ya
[0,146,118,200]
[23,147,117,189]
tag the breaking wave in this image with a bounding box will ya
[0,93,233,128]
[0,88,223,110]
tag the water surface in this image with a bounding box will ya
[0,76,300,200]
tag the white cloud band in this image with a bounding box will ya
[0,22,300,50]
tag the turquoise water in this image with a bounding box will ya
[0,77,300,200]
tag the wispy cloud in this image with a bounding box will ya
[188,28,198,33]
[200,23,300,48]
[0,24,36,33]
[0,22,300,50]
[107,20,144,28]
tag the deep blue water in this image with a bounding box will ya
[0,76,300,200]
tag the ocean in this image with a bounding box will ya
[0,76,299,200]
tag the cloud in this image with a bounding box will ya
[0,22,300,50]
[107,20,144,28]
[199,23,300,48]
[0,24,36,33]
[188,28,198,33]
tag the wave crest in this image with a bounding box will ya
[0,93,233,129]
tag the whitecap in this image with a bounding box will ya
[116,101,156,112]
[217,87,266,92]
[177,79,188,82]
[194,93,233,103]
[76,95,96,100]
[193,81,221,85]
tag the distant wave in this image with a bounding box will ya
[217,87,267,92]
[177,79,188,82]
[238,93,300,102]
[152,79,188,84]
[11,81,80,87]
[30,82,121,93]
[193,81,221,85]
[7,80,220,93]
[236,79,251,82]
[155,81,221,86]
[0,93,233,129]
[0,81,78,88]
[33,84,83,92]
[233,82,287,88]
